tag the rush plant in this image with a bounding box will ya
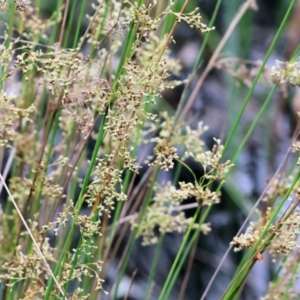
[0,0,299,299]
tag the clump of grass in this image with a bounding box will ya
[0,0,300,299]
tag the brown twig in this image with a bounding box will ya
[58,0,70,50]
[123,269,138,300]
[178,232,200,300]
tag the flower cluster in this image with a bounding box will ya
[194,138,233,183]
[231,202,300,261]
[268,208,300,259]
[86,0,131,57]
[0,221,57,298]
[230,222,260,252]
[148,139,179,171]
[261,252,300,300]
[84,157,127,217]
[127,0,161,38]
[167,6,215,33]
[171,181,221,206]
[14,48,84,90]
[215,57,271,87]
[271,59,300,87]
[11,0,60,37]
[0,91,36,147]
[132,182,211,245]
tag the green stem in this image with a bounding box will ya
[223,0,296,155]
[44,113,107,299]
